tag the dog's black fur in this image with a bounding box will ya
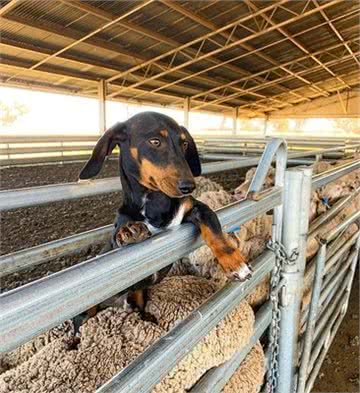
[79,112,251,311]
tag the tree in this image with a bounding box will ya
[0,100,29,126]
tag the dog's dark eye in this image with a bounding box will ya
[183,141,189,150]
[149,138,161,147]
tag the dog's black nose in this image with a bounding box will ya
[177,179,195,194]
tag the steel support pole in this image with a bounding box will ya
[263,115,269,137]
[232,107,239,135]
[98,79,106,134]
[184,96,190,129]
[276,167,312,393]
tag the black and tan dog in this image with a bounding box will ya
[79,112,251,309]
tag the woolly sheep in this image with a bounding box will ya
[148,276,255,392]
[192,176,224,198]
[0,308,163,393]
[306,197,360,260]
[0,276,257,393]
[234,167,275,200]
[0,320,74,374]
[221,342,265,393]
[316,159,360,204]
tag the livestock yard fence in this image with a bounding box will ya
[0,138,359,393]
[1,134,360,166]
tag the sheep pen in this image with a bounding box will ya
[1,157,359,393]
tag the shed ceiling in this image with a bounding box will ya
[0,0,359,116]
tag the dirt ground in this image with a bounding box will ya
[312,268,359,393]
[1,159,359,392]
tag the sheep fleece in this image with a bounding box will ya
[1,276,255,393]
[148,276,255,392]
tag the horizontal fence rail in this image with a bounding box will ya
[1,159,359,278]
[2,152,359,212]
[0,190,280,353]
[0,224,113,277]
[1,134,359,166]
[312,158,360,188]
[0,158,273,211]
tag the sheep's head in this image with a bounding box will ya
[312,161,333,175]
[234,167,275,200]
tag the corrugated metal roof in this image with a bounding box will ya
[0,0,359,115]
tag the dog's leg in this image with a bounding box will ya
[184,199,252,281]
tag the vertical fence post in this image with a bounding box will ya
[276,167,313,393]
[232,107,238,135]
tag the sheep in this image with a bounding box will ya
[233,160,359,222]
[306,197,360,260]
[192,176,224,198]
[148,276,256,392]
[0,320,74,374]
[0,276,257,393]
[0,308,163,393]
[221,342,265,393]
[317,167,360,205]
[234,167,275,200]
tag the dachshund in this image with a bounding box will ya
[79,112,252,310]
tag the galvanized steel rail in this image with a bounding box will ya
[0,159,265,211]
[0,224,113,277]
[0,190,281,353]
[1,153,359,213]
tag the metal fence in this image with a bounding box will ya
[1,134,359,166]
[0,139,359,393]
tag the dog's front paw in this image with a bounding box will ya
[217,247,253,282]
[116,221,151,247]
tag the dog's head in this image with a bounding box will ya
[79,112,201,198]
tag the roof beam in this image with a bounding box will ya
[159,0,309,100]
[4,0,155,83]
[239,68,360,113]
[60,0,182,48]
[313,0,360,67]
[189,9,359,102]
[0,56,233,111]
[246,0,351,90]
[107,0,342,98]
[1,13,241,99]
[192,45,359,110]
[0,38,210,99]
[0,0,21,17]
[106,0,288,87]
[62,0,289,103]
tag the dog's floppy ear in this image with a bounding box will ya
[79,122,127,180]
[180,126,201,177]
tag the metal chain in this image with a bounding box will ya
[266,240,299,393]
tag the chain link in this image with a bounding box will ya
[266,240,299,393]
